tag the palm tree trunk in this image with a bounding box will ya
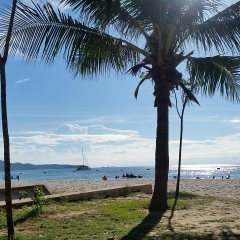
[149,102,169,212]
[0,0,17,238]
[169,98,187,220]
[0,62,14,239]
[175,99,187,201]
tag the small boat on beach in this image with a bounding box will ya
[76,148,91,171]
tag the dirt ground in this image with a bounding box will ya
[133,192,240,239]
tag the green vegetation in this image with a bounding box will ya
[0,191,238,240]
[19,191,30,200]
[31,186,45,215]
[168,191,215,210]
[19,185,45,215]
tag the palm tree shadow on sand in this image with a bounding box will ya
[121,211,164,240]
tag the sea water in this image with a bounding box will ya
[0,164,239,182]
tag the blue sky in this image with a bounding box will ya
[0,0,240,167]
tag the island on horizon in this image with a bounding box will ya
[0,160,77,171]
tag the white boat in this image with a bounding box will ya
[76,148,91,171]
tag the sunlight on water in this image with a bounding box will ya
[0,164,239,181]
[169,164,240,179]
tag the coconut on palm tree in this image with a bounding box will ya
[1,0,240,212]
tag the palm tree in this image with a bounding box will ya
[1,0,240,212]
[0,0,17,238]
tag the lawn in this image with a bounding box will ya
[0,191,239,240]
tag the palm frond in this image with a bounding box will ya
[160,0,222,52]
[0,1,140,76]
[134,76,149,99]
[126,58,151,76]
[60,0,151,41]
[190,1,240,53]
[178,81,200,106]
[187,55,240,102]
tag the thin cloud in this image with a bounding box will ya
[230,119,240,123]
[15,78,31,84]
[225,118,240,129]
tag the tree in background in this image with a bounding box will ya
[1,0,240,212]
[0,0,17,238]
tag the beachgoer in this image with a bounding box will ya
[102,175,108,181]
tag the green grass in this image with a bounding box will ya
[0,192,238,240]
[167,191,215,210]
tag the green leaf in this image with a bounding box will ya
[187,55,240,102]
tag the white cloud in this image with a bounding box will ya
[230,119,240,123]
[169,133,240,163]
[6,123,154,166]
[15,78,31,84]
[52,123,139,136]
[0,122,239,167]
[224,118,240,129]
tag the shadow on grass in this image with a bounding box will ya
[220,229,240,240]
[14,208,37,226]
[161,230,240,240]
[159,232,215,240]
[121,211,164,240]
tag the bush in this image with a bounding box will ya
[31,186,45,215]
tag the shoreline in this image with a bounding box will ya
[0,179,239,200]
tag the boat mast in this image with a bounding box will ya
[82,148,84,165]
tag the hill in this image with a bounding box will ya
[0,160,77,170]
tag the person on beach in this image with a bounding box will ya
[102,175,108,181]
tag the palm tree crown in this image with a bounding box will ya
[0,0,240,102]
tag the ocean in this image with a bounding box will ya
[0,164,239,182]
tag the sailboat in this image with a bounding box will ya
[76,148,91,171]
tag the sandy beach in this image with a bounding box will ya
[0,178,239,200]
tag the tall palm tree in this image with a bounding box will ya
[0,0,17,238]
[1,0,240,212]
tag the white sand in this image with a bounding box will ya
[0,179,239,200]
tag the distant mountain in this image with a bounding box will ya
[0,160,77,170]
